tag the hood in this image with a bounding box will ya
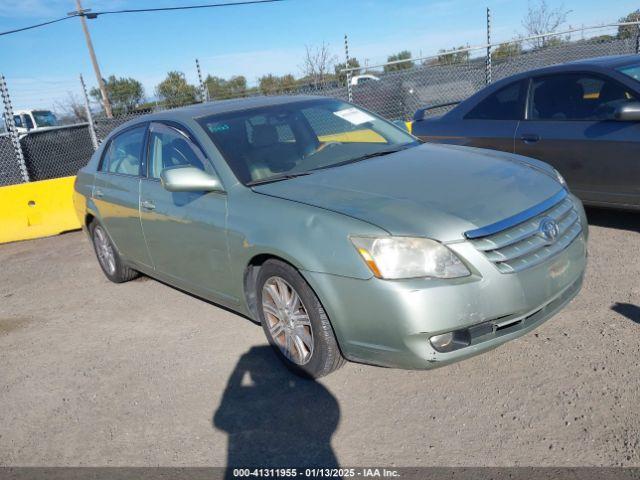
[252,143,564,242]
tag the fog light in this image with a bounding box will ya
[429,330,471,353]
[430,332,454,350]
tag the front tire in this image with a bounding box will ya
[256,260,345,378]
[90,221,139,283]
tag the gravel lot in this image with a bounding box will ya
[0,208,638,468]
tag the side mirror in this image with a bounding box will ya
[160,166,224,193]
[614,102,640,121]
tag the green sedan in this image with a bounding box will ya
[73,96,588,378]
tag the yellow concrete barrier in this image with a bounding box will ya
[0,176,81,244]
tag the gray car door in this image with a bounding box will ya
[92,124,152,267]
[515,72,640,207]
[422,79,527,153]
[138,122,234,302]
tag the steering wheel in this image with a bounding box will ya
[593,100,621,120]
[303,141,342,159]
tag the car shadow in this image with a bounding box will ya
[585,207,640,233]
[213,346,340,473]
[611,302,640,325]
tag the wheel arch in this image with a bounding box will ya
[243,252,348,374]
[85,213,95,228]
[243,253,301,322]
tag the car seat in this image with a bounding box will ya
[250,124,299,175]
[534,78,584,120]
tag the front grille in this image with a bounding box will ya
[467,194,582,274]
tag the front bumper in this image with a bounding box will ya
[303,218,587,370]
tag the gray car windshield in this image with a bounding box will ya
[198,99,418,185]
[617,63,640,83]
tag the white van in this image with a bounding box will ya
[350,74,380,86]
[11,110,59,134]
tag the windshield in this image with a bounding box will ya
[617,63,640,83]
[197,99,418,185]
[32,110,58,127]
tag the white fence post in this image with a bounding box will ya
[80,74,99,150]
[485,7,492,85]
[345,34,353,102]
[0,74,29,183]
[196,58,209,102]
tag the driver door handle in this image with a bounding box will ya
[141,200,156,211]
[94,189,104,198]
[520,133,540,144]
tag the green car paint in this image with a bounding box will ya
[74,96,587,370]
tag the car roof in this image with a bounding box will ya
[15,109,52,114]
[500,54,640,81]
[176,94,328,118]
[565,54,640,68]
[436,54,640,120]
[112,94,329,132]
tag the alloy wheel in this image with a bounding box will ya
[261,276,314,365]
[93,226,116,275]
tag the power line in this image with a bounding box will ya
[0,15,76,37]
[87,0,286,16]
[0,0,287,37]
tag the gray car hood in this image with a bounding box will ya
[252,143,563,242]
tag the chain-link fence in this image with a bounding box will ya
[1,21,639,188]
[20,125,96,181]
[345,24,640,121]
[0,133,25,186]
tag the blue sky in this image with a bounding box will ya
[0,0,638,110]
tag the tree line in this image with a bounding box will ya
[78,46,416,118]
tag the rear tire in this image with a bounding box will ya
[256,259,346,378]
[89,221,139,283]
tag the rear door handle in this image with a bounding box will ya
[94,189,104,198]
[520,133,540,144]
[141,200,156,211]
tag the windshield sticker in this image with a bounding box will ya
[333,107,375,125]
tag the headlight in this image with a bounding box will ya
[350,236,471,280]
[553,168,567,188]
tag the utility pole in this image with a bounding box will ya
[74,0,113,118]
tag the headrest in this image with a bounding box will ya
[252,124,278,147]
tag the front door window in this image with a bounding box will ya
[529,73,637,121]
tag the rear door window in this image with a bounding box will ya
[100,126,146,176]
[465,81,527,120]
